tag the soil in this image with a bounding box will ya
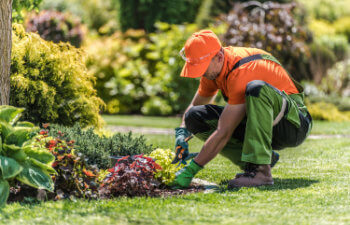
[7,180,214,203]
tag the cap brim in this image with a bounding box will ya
[180,58,212,78]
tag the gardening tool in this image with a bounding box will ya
[171,135,199,168]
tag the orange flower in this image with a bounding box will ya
[83,169,95,177]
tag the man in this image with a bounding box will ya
[171,30,312,188]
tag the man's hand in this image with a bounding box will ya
[171,159,203,189]
[171,127,191,164]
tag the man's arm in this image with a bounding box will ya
[180,91,216,127]
[194,103,246,166]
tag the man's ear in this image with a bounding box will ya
[218,50,224,62]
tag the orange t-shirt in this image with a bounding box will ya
[197,47,299,105]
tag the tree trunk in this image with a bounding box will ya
[0,0,13,105]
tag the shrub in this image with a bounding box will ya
[25,10,85,47]
[307,101,350,121]
[99,155,161,198]
[115,0,202,32]
[309,35,349,84]
[321,58,350,97]
[10,24,105,128]
[334,17,350,42]
[40,0,119,35]
[0,106,55,207]
[47,124,154,169]
[33,129,100,199]
[299,0,350,22]
[220,1,312,81]
[146,148,184,185]
[85,22,224,115]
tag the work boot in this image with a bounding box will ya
[228,163,273,188]
[235,151,279,178]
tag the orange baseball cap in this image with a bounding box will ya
[179,30,222,78]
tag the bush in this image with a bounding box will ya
[309,35,349,84]
[10,24,105,128]
[47,124,154,169]
[298,0,350,22]
[25,10,85,47]
[99,155,161,198]
[40,0,119,35]
[33,129,100,199]
[307,101,350,121]
[220,1,312,81]
[321,58,350,97]
[334,17,350,42]
[146,148,184,185]
[115,0,202,32]
[85,23,224,115]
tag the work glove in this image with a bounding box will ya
[171,159,203,189]
[171,127,191,164]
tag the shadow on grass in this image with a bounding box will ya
[217,177,319,192]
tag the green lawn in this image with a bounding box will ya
[102,114,181,128]
[103,114,350,135]
[1,134,349,225]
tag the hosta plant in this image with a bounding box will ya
[99,155,162,198]
[0,106,56,207]
[147,148,184,185]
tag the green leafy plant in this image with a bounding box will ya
[47,123,154,169]
[146,148,184,185]
[85,22,224,115]
[10,24,105,128]
[33,128,100,200]
[0,106,56,207]
[115,0,202,32]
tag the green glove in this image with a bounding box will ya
[172,127,191,164]
[171,159,203,189]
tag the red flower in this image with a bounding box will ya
[52,161,58,167]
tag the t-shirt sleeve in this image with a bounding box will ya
[197,77,218,97]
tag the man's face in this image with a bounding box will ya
[203,55,220,80]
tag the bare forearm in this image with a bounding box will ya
[194,130,230,166]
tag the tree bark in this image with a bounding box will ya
[0,0,13,105]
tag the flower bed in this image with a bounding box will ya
[4,121,205,206]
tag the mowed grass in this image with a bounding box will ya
[1,134,349,225]
[103,114,350,135]
[102,114,181,128]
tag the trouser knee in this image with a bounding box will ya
[184,105,222,134]
[184,106,209,134]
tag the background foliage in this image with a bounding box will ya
[25,10,85,47]
[115,0,202,32]
[10,24,105,127]
[85,23,225,115]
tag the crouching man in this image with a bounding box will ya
[171,30,312,188]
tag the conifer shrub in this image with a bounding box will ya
[10,24,105,128]
[47,124,153,169]
[25,10,85,47]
